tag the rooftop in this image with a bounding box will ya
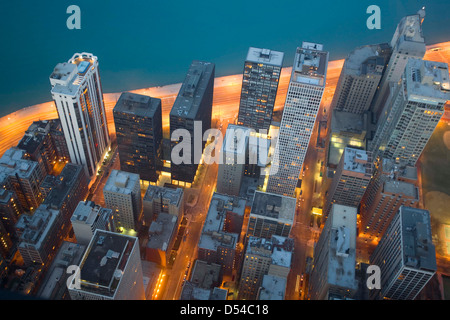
[143,185,183,207]
[258,274,286,300]
[292,42,328,87]
[147,212,178,251]
[50,53,98,97]
[342,147,372,176]
[0,148,39,183]
[405,58,450,102]
[383,180,419,199]
[247,235,294,268]
[113,92,161,118]
[77,230,137,297]
[16,204,60,247]
[246,47,284,67]
[328,204,358,291]
[222,124,251,155]
[104,170,140,195]
[71,200,113,225]
[250,191,296,224]
[198,193,246,251]
[170,60,215,119]
[399,206,436,272]
[344,44,389,76]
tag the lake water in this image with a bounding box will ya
[0,0,449,118]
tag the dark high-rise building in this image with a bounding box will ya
[113,92,163,183]
[237,47,284,132]
[170,60,215,186]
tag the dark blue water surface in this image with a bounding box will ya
[0,0,449,117]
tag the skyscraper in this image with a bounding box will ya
[370,9,426,119]
[237,47,284,131]
[370,59,450,166]
[50,52,111,179]
[113,92,163,183]
[331,43,390,115]
[267,42,328,197]
[170,60,215,186]
[309,204,358,300]
[369,206,436,300]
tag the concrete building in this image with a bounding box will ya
[103,170,142,231]
[0,188,22,241]
[71,200,116,246]
[257,274,287,300]
[217,125,251,196]
[42,163,88,234]
[371,9,426,119]
[50,52,111,179]
[238,235,293,300]
[142,185,184,225]
[15,204,63,266]
[197,193,246,275]
[145,212,178,267]
[267,42,328,197]
[360,158,419,240]
[17,120,58,175]
[68,229,145,300]
[170,60,215,186]
[370,58,450,166]
[237,47,284,131]
[113,92,163,183]
[247,191,296,239]
[369,206,436,300]
[0,148,45,212]
[180,260,225,300]
[309,204,358,300]
[331,43,390,115]
[324,148,372,216]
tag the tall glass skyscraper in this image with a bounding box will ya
[49,52,110,179]
[267,42,328,197]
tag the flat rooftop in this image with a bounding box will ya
[143,185,183,207]
[0,147,39,182]
[147,212,178,251]
[292,42,328,87]
[383,180,419,199]
[258,274,286,300]
[113,92,161,118]
[198,193,246,251]
[344,44,387,76]
[399,206,436,272]
[246,47,284,67]
[247,235,293,268]
[222,124,251,155]
[328,204,358,291]
[170,60,215,120]
[250,191,296,224]
[71,200,113,225]
[104,169,140,195]
[78,230,137,297]
[405,58,450,102]
[342,147,372,175]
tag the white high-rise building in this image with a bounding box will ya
[266,42,328,197]
[371,9,426,119]
[50,52,111,179]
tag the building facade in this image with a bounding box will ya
[267,42,328,197]
[50,52,111,179]
[237,47,284,132]
[113,92,163,183]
